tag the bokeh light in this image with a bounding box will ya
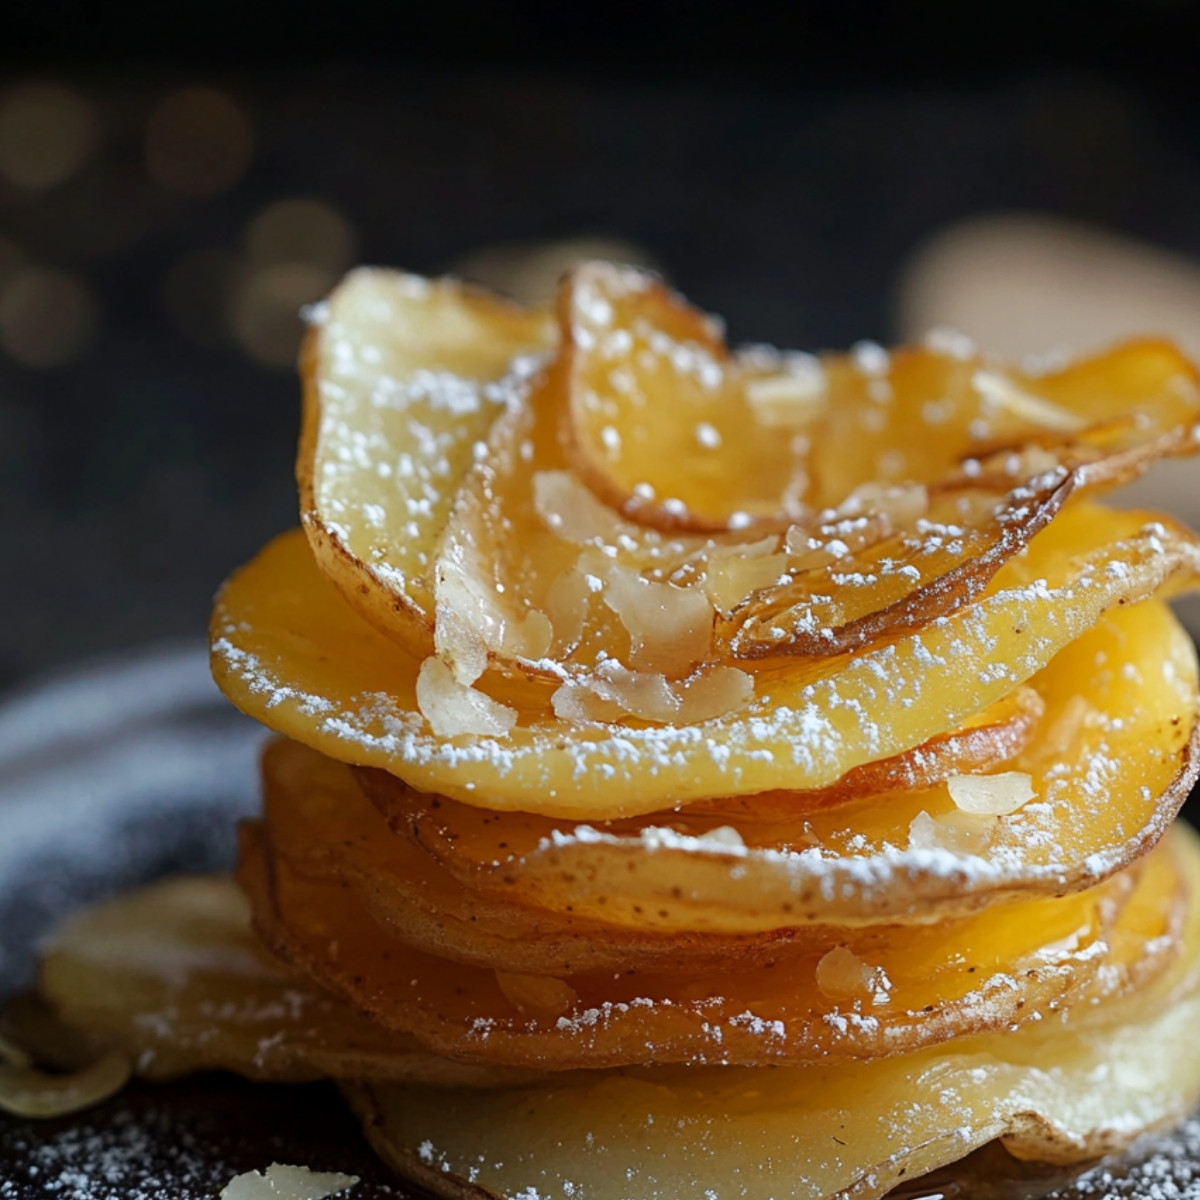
[0,82,98,190]
[0,267,97,368]
[246,197,356,275]
[229,196,357,368]
[145,88,253,196]
[231,261,331,368]
[453,235,663,304]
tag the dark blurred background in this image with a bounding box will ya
[3,0,1200,686]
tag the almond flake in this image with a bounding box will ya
[416,657,518,738]
[947,770,1034,816]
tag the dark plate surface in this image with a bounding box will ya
[2,645,1200,1199]
[0,643,423,1198]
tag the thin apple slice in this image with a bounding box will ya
[362,598,1198,930]
[719,472,1072,658]
[692,685,1043,817]
[298,268,554,656]
[240,819,1174,1071]
[211,501,1200,820]
[37,875,539,1088]
[340,825,1200,1200]
[261,738,843,975]
[559,262,810,531]
[804,336,1200,507]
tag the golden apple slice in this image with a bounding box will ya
[364,598,1198,930]
[559,262,807,531]
[718,475,1072,658]
[689,685,1044,816]
[341,826,1200,1199]
[210,502,1200,819]
[298,268,554,655]
[560,265,1200,524]
[340,824,1200,1200]
[558,265,1200,656]
[241,819,1174,1071]
[260,738,846,975]
[37,875,538,1088]
[808,336,1200,504]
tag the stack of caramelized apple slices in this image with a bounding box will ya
[26,264,1200,1200]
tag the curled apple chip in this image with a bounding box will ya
[240,814,1181,1070]
[549,265,1200,658]
[363,598,1198,930]
[261,739,840,975]
[688,685,1045,817]
[560,261,1200,527]
[558,262,807,531]
[297,266,1200,707]
[718,473,1072,658]
[298,268,554,657]
[808,336,1200,506]
[337,826,1200,1200]
[0,1041,130,1119]
[211,501,1200,820]
[37,875,539,1089]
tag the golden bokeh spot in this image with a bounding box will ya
[145,88,253,196]
[0,82,98,190]
[246,197,357,275]
[0,267,97,368]
[232,262,335,368]
[453,236,664,305]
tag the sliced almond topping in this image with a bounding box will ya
[816,946,893,1006]
[601,563,713,676]
[947,770,1035,816]
[221,1163,359,1200]
[908,809,996,854]
[551,661,752,725]
[533,469,627,545]
[703,550,790,616]
[416,657,518,738]
[744,363,827,427]
[433,562,490,687]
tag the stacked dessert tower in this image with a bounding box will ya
[40,264,1200,1199]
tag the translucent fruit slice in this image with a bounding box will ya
[210,502,1200,819]
[807,336,1200,507]
[718,474,1072,658]
[37,875,538,1088]
[559,265,1200,657]
[297,268,554,656]
[559,262,807,531]
[260,738,848,976]
[364,598,1199,930]
[561,266,1200,526]
[340,826,1200,1200]
[240,819,1177,1071]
